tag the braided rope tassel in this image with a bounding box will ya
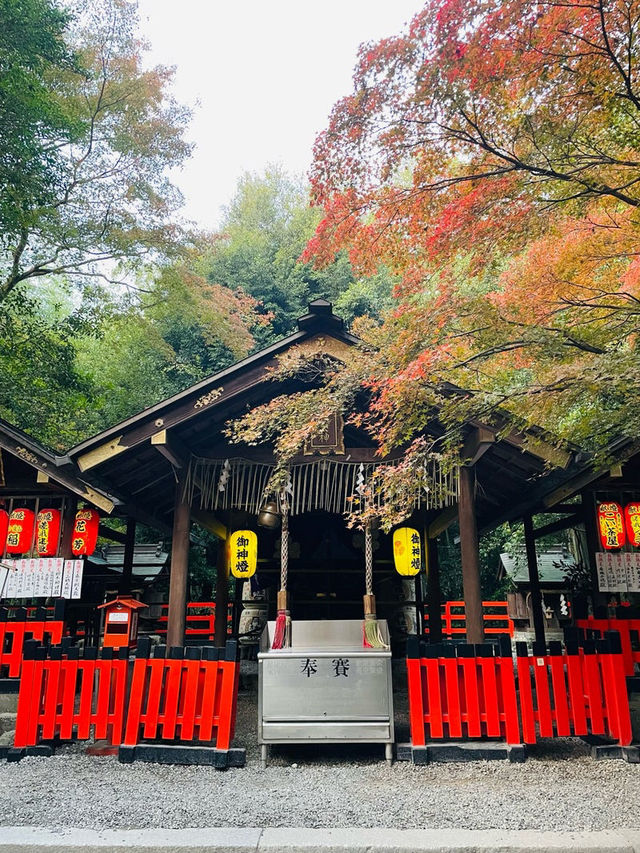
[363,523,388,649]
[271,500,291,649]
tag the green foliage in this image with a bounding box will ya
[0,285,96,449]
[1,0,192,304]
[207,166,393,342]
[0,0,81,239]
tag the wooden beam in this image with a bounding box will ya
[77,435,128,472]
[98,523,127,544]
[150,429,190,469]
[120,502,172,536]
[120,518,136,594]
[524,515,546,645]
[503,432,571,469]
[533,513,582,539]
[428,504,458,538]
[59,497,78,559]
[458,465,484,644]
[462,426,496,466]
[542,469,607,508]
[214,537,229,646]
[191,508,227,541]
[167,471,190,648]
[425,533,442,642]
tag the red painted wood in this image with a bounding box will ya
[565,652,588,735]
[406,657,426,747]
[549,655,571,737]
[517,657,536,744]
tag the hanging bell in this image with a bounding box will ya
[257,500,281,529]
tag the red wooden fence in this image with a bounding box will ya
[12,638,240,756]
[14,644,128,748]
[123,639,239,750]
[576,617,640,678]
[424,601,514,638]
[0,605,65,678]
[407,632,632,748]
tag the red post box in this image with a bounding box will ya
[97,596,147,650]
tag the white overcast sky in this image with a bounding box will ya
[135,0,421,231]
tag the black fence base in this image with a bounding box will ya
[6,744,55,762]
[583,735,640,762]
[118,743,246,769]
[396,741,527,764]
[0,679,19,694]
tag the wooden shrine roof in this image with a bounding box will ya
[0,417,117,513]
[9,299,619,534]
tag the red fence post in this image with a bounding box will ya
[406,636,426,747]
[599,632,633,747]
[216,640,239,751]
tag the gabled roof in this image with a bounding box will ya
[0,416,117,514]
[66,299,359,471]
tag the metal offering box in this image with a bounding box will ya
[258,619,394,765]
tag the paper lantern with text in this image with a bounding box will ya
[393,527,423,576]
[597,502,626,550]
[71,509,100,556]
[229,530,258,578]
[624,503,640,548]
[5,508,35,554]
[0,510,8,553]
[36,508,61,557]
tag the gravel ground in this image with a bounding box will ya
[1,675,639,832]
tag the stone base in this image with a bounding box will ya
[396,741,526,764]
[583,735,640,762]
[6,744,54,762]
[118,743,246,769]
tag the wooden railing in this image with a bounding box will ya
[424,601,514,638]
[155,602,233,641]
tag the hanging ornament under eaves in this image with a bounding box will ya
[597,502,625,550]
[624,503,640,548]
[6,508,35,554]
[229,530,258,579]
[393,527,422,577]
[36,508,61,557]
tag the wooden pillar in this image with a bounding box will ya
[59,496,78,559]
[523,514,546,645]
[426,535,442,642]
[214,538,229,646]
[458,465,484,644]
[582,489,606,612]
[167,471,190,649]
[119,517,136,594]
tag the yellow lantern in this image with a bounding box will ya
[393,527,422,576]
[229,530,258,578]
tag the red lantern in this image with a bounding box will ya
[36,508,61,557]
[5,508,35,554]
[597,502,626,550]
[0,510,8,553]
[71,509,100,556]
[625,503,640,548]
